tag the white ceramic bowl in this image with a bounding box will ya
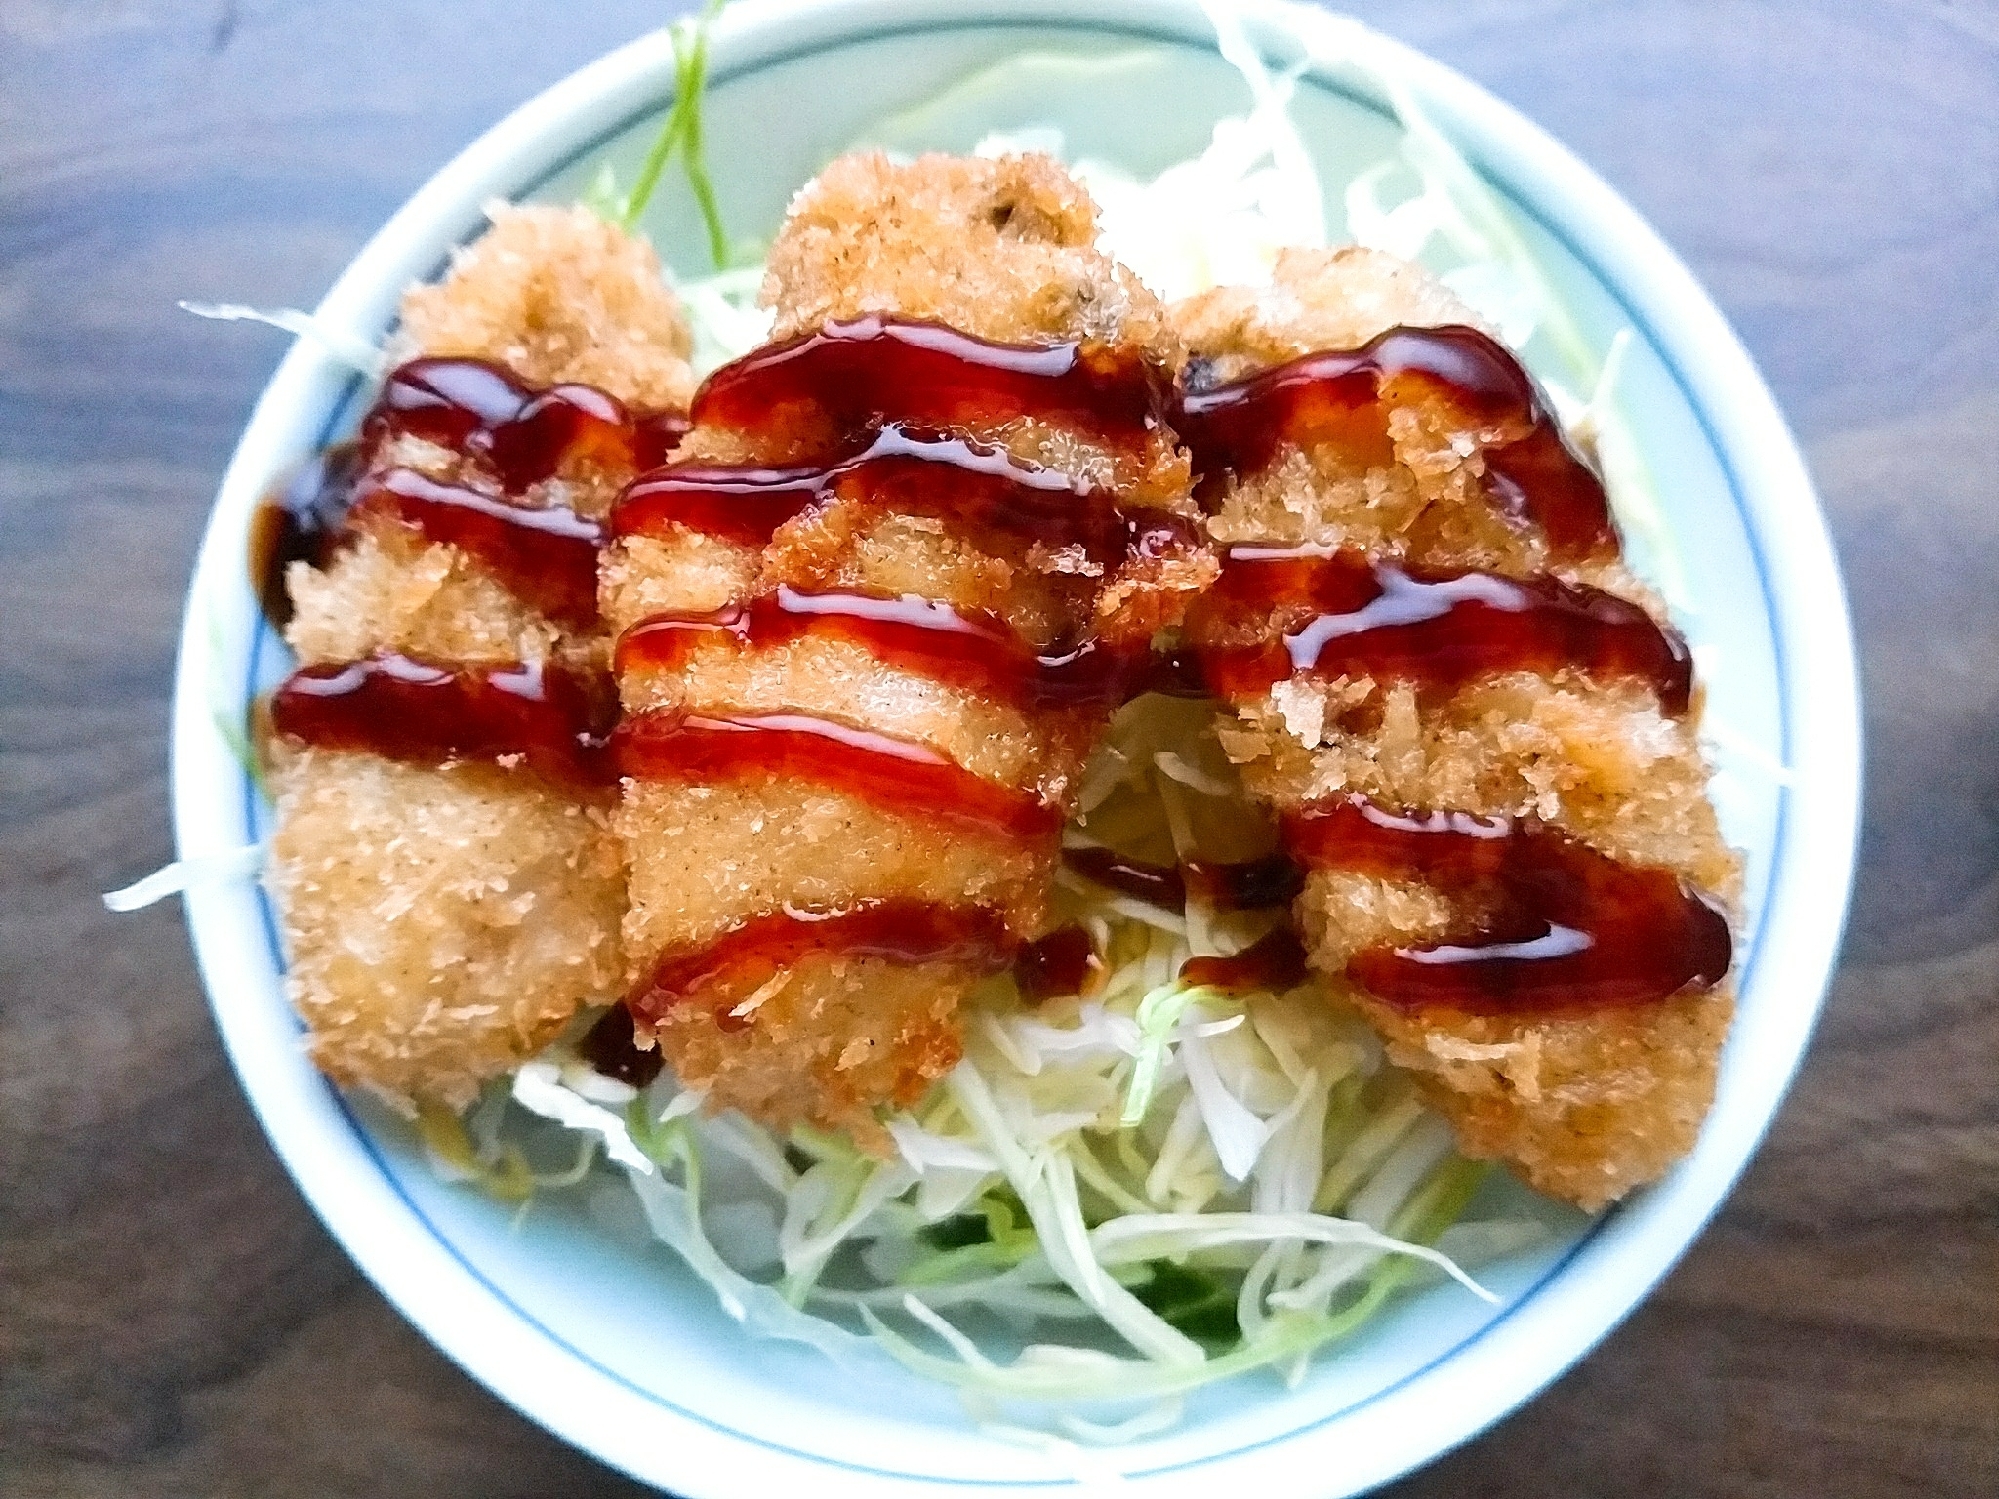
[171,1,1862,1493]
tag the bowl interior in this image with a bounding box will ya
[175,3,1848,1495]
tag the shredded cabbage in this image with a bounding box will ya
[102,843,264,913]
[177,301,387,378]
[479,693,1520,1427]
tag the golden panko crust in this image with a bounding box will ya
[648,953,971,1147]
[268,751,626,1111]
[616,780,1051,962]
[764,151,1180,359]
[268,203,695,1109]
[1217,674,1738,901]
[399,203,696,412]
[284,523,563,670]
[1174,246,1493,382]
[1302,861,1732,1210]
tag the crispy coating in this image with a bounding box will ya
[618,777,1048,1142]
[617,153,1206,1137]
[620,635,1098,800]
[1297,869,1732,1210]
[268,752,625,1111]
[649,954,972,1149]
[271,521,620,1108]
[1217,675,1738,900]
[1234,674,1737,1209]
[743,151,1211,645]
[765,508,1092,649]
[600,532,760,627]
[1174,245,1492,381]
[1180,246,1631,591]
[618,781,1049,964]
[1176,249,1739,1208]
[285,522,565,670]
[399,202,695,412]
[764,151,1177,355]
[753,153,1196,513]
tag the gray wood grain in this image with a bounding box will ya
[3,2,1993,1495]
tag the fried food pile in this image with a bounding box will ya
[260,170,1738,1209]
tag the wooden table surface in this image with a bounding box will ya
[4,2,1994,1494]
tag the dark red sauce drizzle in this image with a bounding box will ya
[1282,794,1731,1012]
[579,1003,664,1088]
[632,412,691,470]
[628,901,1013,1029]
[613,424,1198,571]
[366,356,683,492]
[255,360,683,632]
[690,316,1167,456]
[269,651,615,785]
[616,586,1149,713]
[1194,545,1691,712]
[1063,846,1187,908]
[1061,847,1305,912]
[1174,325,1616,560]
[1184,855,1308,911]
[349,467,604,626]
[1179,928,1311,993]
[614,709,1061,841]
[249,442,363,627]
[1014,926,1104,1004]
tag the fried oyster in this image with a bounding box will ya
[267,205,694,1108]
[601,153,1211,1142]
[1176,247,1738,1209]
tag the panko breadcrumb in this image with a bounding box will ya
[400,202,696,412]
[1180,246,1635,594]
[763,151,1176,354]
[272,516,625,1110]
[1175,248,1739,1209]
[270,751,625,1110]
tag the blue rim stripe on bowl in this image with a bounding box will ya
[224,16,1793,1487]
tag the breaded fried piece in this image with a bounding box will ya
[1176,249,1738,1209]
[618,782,1049,962]
[267,213,695,1109]
[656,955,971,1130]
[1242,676,1737,1209]
[611,153,1205,1140]
[1295,864,1731,1210]
[285,522,564,671]
[616,634,1097,798]
[399,203,696,412]
[740,151,1195,516]
[1215,676,1738,900]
